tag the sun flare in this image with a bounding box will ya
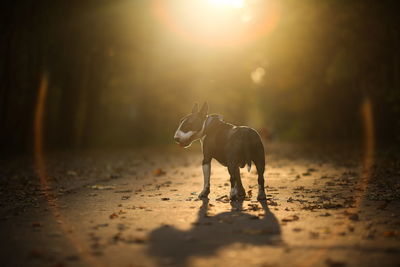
[152,0,280,47]
[207,0,245,9]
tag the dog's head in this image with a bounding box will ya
[174,102,208,148]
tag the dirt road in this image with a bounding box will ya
[0,143,399,267]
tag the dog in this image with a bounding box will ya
[174,102,266,200]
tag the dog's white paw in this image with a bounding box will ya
[229,187,238,200]
[230,187,245,200]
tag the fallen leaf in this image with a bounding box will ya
[282,215,299,222]
[347,213,359,221]
[109,213,118,219]
[110,174,120,179]
[131,237,146,244]
[325,258,346,267]
[267,199,278,206]
[32,222,42,227]
[383,230,396,237]
[114,190,133,193]
[216,195,230,203]
[248,203,260,211]
[320,212,331,217]
[309,231,319,239]
[153,168,166,176]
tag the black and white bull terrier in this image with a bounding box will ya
[174,102,266,201]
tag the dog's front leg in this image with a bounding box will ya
[198,159,211,199]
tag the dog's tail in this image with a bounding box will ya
[244,130,252,173]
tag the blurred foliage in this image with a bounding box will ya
[0,0,399,153]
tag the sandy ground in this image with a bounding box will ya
[0,143,399,267]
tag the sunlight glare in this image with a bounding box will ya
[208,0,245,9]
[153,0,280,47]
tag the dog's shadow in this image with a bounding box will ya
[146,199,282,266]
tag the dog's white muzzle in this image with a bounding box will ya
[174,130,196,147]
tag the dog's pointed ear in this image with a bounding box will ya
[199,102,208,116]
[191,103,199,113]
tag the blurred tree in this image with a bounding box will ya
[0,0,399,155]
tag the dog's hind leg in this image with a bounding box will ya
[236,172,246,199]
[228,164,245,201]
[245,129,266,200]
[255,159,266,200]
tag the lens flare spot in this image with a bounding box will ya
[251,67,266,84]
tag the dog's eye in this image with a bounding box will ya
[180,121,192,132]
